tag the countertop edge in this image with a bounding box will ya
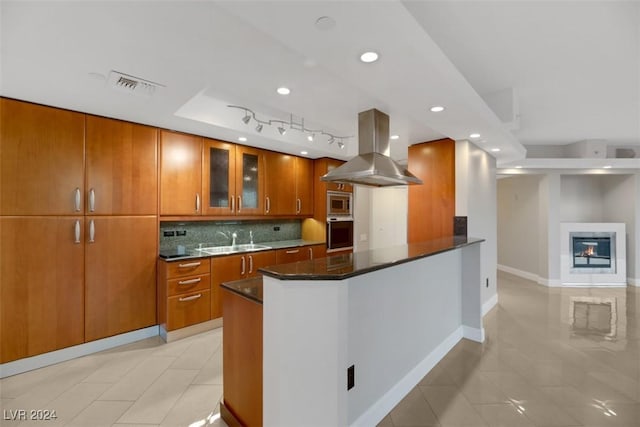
[158,239,325,261]
[259,238,484,281]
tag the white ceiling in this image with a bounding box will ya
[1,1,638,168]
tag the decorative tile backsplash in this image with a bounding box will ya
[159,219,302,251]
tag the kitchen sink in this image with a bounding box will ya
[195,244,272,255]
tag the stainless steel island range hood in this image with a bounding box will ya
[321,109,423,187]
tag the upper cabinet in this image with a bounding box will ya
[264,152,314,216]
[325,159,352,193]
[202,139,264,216]
[1,98,85,215]
[86,116,158,215]
[160,130,203,216]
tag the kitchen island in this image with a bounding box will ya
[221,236,484,427]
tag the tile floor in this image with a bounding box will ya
[379,272,640,427]
[1,272,638,426]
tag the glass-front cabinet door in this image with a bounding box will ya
[234,146,264,216]
[202,139,236,216]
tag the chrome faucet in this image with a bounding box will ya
[249,230,254,245]
[231,232,237,248]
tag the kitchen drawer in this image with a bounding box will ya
[167,273,210,297]
[166,259,210,278]
[275,247,307,264]
[167,289,211,331]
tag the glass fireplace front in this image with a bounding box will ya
[572,236,612,269]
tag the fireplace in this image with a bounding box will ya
[572,236,612,269]
[561,223,626,287]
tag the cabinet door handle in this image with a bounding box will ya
[231,195,235,213]
[286,249,299,254]
[89,188,96,212]
[74,220,81,244]
[265,196,270,213]
[309,247,313,260]
[297,198,301,214]
[178,278,201,285]
[249,255,254,273]
[88,220,95,243]
[237,196,242,213]
[241,256,246,275]
[74,188,81,212]
[178,261,201,268]
[179,293,202,302]
[195,193,200,213]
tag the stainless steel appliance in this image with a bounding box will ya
[326,218,354,252]
[327,191,352,217]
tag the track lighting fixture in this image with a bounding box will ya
[228,105,351,148]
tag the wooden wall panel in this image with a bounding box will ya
[408,138,455,243]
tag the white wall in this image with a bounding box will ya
[370,187,408,249]
[602,175,637,281]
[496,175,541,276]
[497,172,639,287]
[455,141,498,310]
[560,175,605,221]
[353,186,371,252]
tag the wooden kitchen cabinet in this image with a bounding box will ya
[86,116,158,215]
[264,152,314,216]
[158,258,211,332]
[325,158,353,193]
[264,151,296,215]
[210,250,275,318]
[0,98,85,216]
[275,244,324,264]
[160,130,203,216]
[295,157,314,215]
[85,216,157,341]
[201,139,264,217]
[0,217,85,363]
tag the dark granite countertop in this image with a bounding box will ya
[159,239,325,261]
[220,276,263,304]
[259,236,484,281]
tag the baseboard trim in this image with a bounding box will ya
[462,326,485,343]
[162,318,223,343]
[497,264,562,287]
[628,277,639,287]
[482,294,498,316]
[349,326,463,427]
[0,326,159,378]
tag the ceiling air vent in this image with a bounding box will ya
[107,70,164,97]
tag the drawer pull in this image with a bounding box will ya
[285,249,299,254]
[74,220,81,244]
[89,188,96,212]
[74,187,81,212]
[179,294,202,302]
[178,278,201,285]
[178,262,201,268]
[88,219,95,243]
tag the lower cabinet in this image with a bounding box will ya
[0,217,85,363]
[158,258,211,332]
[275,244,326,264]
[211,251,275,319]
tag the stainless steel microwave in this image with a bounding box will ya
[327,191,352,217]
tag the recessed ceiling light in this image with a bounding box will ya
[276,87,290,95]
[603,165,612,169]
[390,135,399,140]
[430,105,445,113]
[360,51,379,63]
[515,165,523,169]
[469,133,481,139]
[238,137,247,142]
[491,148,501,152]
[300,151,308,155]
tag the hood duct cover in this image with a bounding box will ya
[321,109,423,187]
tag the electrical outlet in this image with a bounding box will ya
[347,365,355,390]
[176,230,187,236]
[163,231,175,237]
[273,226,281,231]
